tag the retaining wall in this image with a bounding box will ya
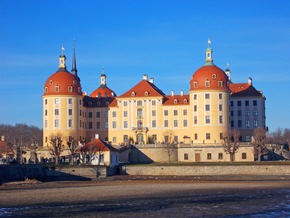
[122,164,290,176]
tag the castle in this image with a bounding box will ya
[43,41,266,162]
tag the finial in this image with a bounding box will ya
[102,67,105,74]
[61,46,65,55]
[226,62,230,69]
[208,38,211,48]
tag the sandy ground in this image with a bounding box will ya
[1,177,290,217]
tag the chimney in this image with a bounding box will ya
[248,77,252,85]
[95,134,99,139]
[1,136,4,141]
[111,92,114,97]
[180,90,184,96]
[149,78,154,84]
[171,90,175,96]
[143,74,148,80]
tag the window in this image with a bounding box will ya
[44,87,48,93]
[131,92,135,97]
[219,93,222,99]
[253,100,257,106]
[68,98,72,104]
[137,100,142,106]
[55,98,59,104]
[123,101,128,107]
[152,134,157,143]
[194,94,197,100]
[105,122,108,129]
[231,111,234,116]
[245,110,250,116]
[238,101,241,106]
[96,122,100,129]
[207,153,212,160]
[105,111,108,118]
[137,108,142,117]
[219,116,223,124]
[194,116,197,124]
[238,120,242,128]
[253,120,258,127]
[151,110,156,116]
[194,81,198,88]
[164,120,168,127]
[183,120,188,127]
[242,153,247,160]
[174,110,178,116]
[55,119,59,128]
[246,135,251,142]
[174,136,178,142]
[246,120,250,127]
[68,86,73,92]
[45,99,47,105]
[137,120,143,128]
[205,93,210,99]
[195,134,198,140]
[113,137,117,143]
[194,105,197,112]
[253,110,258,116]
[89,122,93,129]
[68,109,72,116]
[124,121,128,128]
[96,112,100,118]
[124,111,128,117]
[89,112,92,118]
[238,110,242,116]
[183,109,187,116]
[231,121,234,128]
[205,81,210,87]
[205,116,210,124]
[218,81,223,87]
[164,110,168,116]
[45,110,47,116]
[218,153,223,160]
[205,105,210,111]
[184,153,188,160]
[112,111,116,117]
[55,86,59,92]
[123,135,129,143]
[152,100,156,106]
[174,120,178,127]
[220,133,223,140]
[206,133,210,140]
[245,100,249,106]
[55,109,59,115]
[219,104,222,111]
[152,120,156,127]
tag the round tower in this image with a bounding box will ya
[42,47,85,148]
[189,40,230,144]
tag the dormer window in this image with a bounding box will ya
[106,101,109,106]
[131,92,135,97]
[49,80,53,85]
[218,81,223,87]
[194,81,198,88]
[145,91,149,96]
[97,102,101,106]
[205,81,210,87]
[55,85,59,92]
[183,99,188,103]
[212,74,217,79]
[44,87,48,93]
[68,86,73,92]
[174,99,178,104]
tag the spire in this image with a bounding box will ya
[205,38,214,65]
[100,67,107,86]
[71,39,78,76]
[58,46,66,69]
[225,62,231,81]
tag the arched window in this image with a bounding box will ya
[131,92,135,96]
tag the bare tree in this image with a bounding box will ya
[163,130,176,163]
[223,129,240,164]
[80,141,106,165]
[252,128,268,162]
[49,135,64,164]
[67,136,78,165]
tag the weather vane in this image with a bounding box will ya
[61,46,65,55]
[208,38,212,48]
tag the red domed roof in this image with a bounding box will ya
[90,85,116,98]
[43,69,82,96]
[190,65,229,91]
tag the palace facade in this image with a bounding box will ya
[43,41,266,162]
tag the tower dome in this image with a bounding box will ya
[43,47,82,96]
[90,69,116,98]
[190,40,229,91]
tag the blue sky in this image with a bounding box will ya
[0,0,289,132]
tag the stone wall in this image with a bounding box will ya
[122,164,290,176]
